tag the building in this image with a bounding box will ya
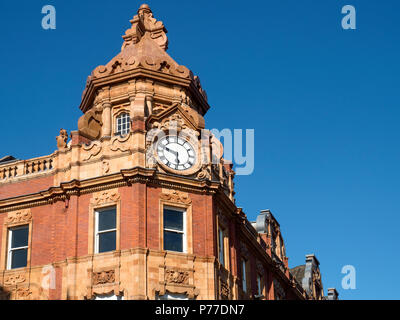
[0,4,337,300]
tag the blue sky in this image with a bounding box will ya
[1,1,399,300]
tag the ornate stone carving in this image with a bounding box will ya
[220,280,230,299]
[273,279,286,300]
[92,270,115,285]
[78,108,103,140]
[256,260,264,275]
[4,274,26,286]
[5,210,32,225]
[82,141,102,161]
[110,134,130,153]
[240,242,250,259]
[102,161,110,175]
[56,129,68,150]
[15,288,32,300]
[197,164,211,180]
[165,269,189,285]
[122,4,168,51]
[91,189,120,206]
[160,190,191,204]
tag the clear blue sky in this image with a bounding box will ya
[1,1,399,300]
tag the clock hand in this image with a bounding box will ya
[165,147,178,157]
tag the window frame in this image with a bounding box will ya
[242,258,247,293]
[257,274,264,297]
[162,206,187,253]
[115,112,131,136]
[7,225,29,270]
[94,206,117,254]
[218,227,225,267]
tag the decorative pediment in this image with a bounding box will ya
[91,189,120,206]
[160,190,191,205]
[148,103,205,132]
[5,209,32,226]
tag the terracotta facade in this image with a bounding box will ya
[0,4,335,300]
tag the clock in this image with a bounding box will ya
[157,136,196,171]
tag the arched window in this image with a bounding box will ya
[116,113,130,136]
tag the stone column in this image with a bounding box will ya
[102,101,112,138]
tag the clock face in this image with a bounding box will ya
[157,136,196,171]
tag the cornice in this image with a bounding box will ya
[80,67,210,116]
[0,167,222,213]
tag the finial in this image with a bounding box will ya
[122,4,168,51]
[139,4,150,11]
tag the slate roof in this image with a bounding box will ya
[290,265,306,283]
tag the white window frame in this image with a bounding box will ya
[218,227,225,267]
[115,113,130,136]
[242,259,247,293]
[163,206,187,253]
[95,207,117,254]
[7,225,29,270]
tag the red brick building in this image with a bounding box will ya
[0,4,337,300]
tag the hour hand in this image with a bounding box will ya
[165,147,178,157]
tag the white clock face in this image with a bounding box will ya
[157,136,196,171]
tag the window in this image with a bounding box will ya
[8,225,29,270]
[94,294,123,300]
[218,227,225,267]
[116,113,130,136]
[95,207,117,254]
[163,207,186,253]
[157,293,189,300]
[257,274,263,297]
[242,259,247,293]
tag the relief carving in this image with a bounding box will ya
[82,141,102,161]
[4,274,26,286]
[160,190,191,205]
[256,260,264,275]
[15,288,32,300]
[92,270,115,285]
[165,269,189,285]
[240,243,250,259]
[5,210,32,225]
[220,280,230,299]
[110,134,131,153]
[91,189,120,206]
[102,161,110,175]
[197,164,211,180]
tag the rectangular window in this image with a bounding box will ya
[257,274,263,297]
[7,225,29,270]
[163,207,186,253]
[95,207,117,254]
[218,227,225,267]
[242,259,247,293]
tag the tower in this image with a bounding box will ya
[0,4,324,300]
